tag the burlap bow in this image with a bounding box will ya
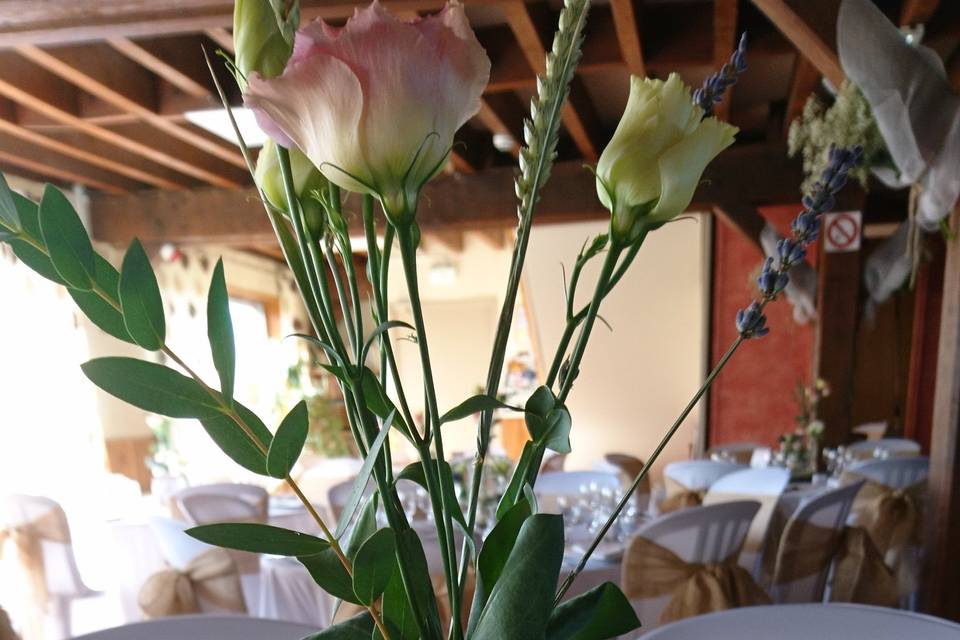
[138,548,247,618]
[840,473,925,557]
[659,477,706,514]
[0,505,72,609]
[762,505,898,606]
[621,537,770,624]
[0,606,20,640]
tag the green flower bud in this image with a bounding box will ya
[596,73,738,245]
[256,139,328,240]
[233,0,293,80]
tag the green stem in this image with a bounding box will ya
[395,222,462,639]
[322,233,357,354]
[553,336,745,603]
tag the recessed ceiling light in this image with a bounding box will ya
[184,107,268,147]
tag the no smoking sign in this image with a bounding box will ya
[823,211,862,253]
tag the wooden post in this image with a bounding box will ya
[813,225,862,449]
[922,206,960,621]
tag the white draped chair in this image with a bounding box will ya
[621,501,762,635]
[71,615,318,640]
[294,457,364,516]
[766,482,863,604]
[707,442,764,465]
[703,467,790,577]
[0,494,98,640]
[657,460,747,514]
[845,438,921,461]
[846,456,928,488]
[642,603,960,639]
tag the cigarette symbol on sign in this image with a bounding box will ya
[824,211,861,253]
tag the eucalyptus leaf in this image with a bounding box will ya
[358,369,410,437]
[382,562,419,640]
[207,258,235,405]
[468,499,533,636]
[266,400,309,479]
[496,441,536,520]
[334,412,394,539]
[299,547,360,604]
[0,172,20,231]
[343,494,380,560]
[81,357,221,419]
[7,193,64,285]
[186,522,328,555]
[543,405,573,454]
[119,239,166,350]
[69,254,135,344]
[394,528,443,639]
[38,185,95,290]
[352,528,397,605]
[546,582,641,640]
[440,394,521,425]
[301,613,374,640]
[470,514,565,640]
[199,401,273,475]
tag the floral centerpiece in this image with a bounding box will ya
[0,0,861,636]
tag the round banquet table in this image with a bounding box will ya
[643,604,960,639]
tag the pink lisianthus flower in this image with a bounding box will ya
[244,0,490,223]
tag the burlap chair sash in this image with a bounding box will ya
[0,606,20,640]
[0,506,71,607]
[659,477,706,514]
[840,473,925,559]
[138,548,247,618]
[622,537,770,624]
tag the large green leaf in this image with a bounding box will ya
[301,613,374,639]
[186,522,328,555]
[299,547,361,604]
[546,582,641,640]
[207,258,235,406]
[543,406,573,454]
[6,192,62,284]
[382,561,419,640]
[470,513,565,640]
[334,413,394,539]
[69,254,135,344]
[469,499,533,635]
[81,357,222,419]
[119,239,166,350]
[358,368,410,438]
[0,172,20,231]
[440,394,521,425]
[199,401,273,475]
[38,185,95,290]
[394,528,444,640]
[266,400,309,479]
[496,441,536,520]
[352,528,396,605]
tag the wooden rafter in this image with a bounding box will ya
[751,0,845,89]
[476,93,527,157]
[17,44,246,177]
[783,55,821,135]
[500,0,604,161]
[712,0,738,121]
[0,142,126,193]
[609,0,645,77]
[900,0,941,26]
[107,37,212,99]
[204,28,235,54]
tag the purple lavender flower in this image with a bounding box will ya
[693,33,748,116]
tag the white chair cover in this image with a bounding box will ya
[623,501,760,634]
[707,442,765,465]
[845,439,921,461]
[174,484,268,525]
[71,615,318,640]
[846,456,928,489]
[295,458,364,515]
[1,494,95,640]
[767,482,863,604]
[662,461,746,493]
[148,518,213,570]
[703,468,790,576]
[643,603,960,639]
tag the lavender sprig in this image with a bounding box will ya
[736,145,864,339]
[693,33,748,116]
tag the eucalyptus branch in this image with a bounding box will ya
[458,0,593,598]
[554,336,744,603]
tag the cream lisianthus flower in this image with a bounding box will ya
[244,1,490,224]
[255,139,328,239]
[597,73,738,244]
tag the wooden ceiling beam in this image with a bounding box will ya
[500,0,605,161]
[783,55,821,136]
[476,92,527,157]
[88,143,802,246]
[751,0,845,88]
[205,28,235,54]
[0,140,129,193]
[609,0,645,77]
[712,0,739,121]
[17,44,246,179]
[107,36,212,99]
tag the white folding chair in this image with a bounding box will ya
[622,501,760,634]
[0,494,98,639]
[768,482,863,604]
[846,456,928,489]
[707,442,764,465]
[657,460,747,514]
[71,615,318,640]
[845,438,921,461]
[174,484,269,525]
[294,458,364,515]
[703,467,790,577]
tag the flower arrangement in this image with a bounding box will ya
[0,0,861,637]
